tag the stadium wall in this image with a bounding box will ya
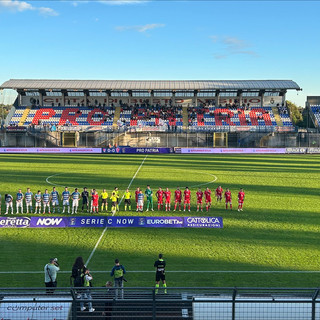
[0,131,320,148]
[75,131,319,148]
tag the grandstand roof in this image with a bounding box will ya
[0,79,301,91]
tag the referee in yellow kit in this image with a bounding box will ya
[101,189,108,212]
[123,188,131,211]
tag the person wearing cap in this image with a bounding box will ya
[44,258,60,294]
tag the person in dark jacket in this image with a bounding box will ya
[71,256,93,312]
[110,259,126,299]
[71,256,86,287]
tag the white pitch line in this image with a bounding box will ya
[46,173,78,189]
[1,270,319,274]
[189,171,218,188]
[46,173,65,187]
[85,155,148,267]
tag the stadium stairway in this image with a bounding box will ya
[272,107,283,126]
[113,106,121,129]
[18,105,32,126]
[182,106,188,130]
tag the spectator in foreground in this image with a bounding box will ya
[82,269,95,312]
[71,256,86,288]
[44,258,60,294]
[110,259,126,299]
[71,256,95,312]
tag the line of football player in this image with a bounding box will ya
[0,186,245,214]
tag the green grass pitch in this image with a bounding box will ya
[0,154,319,288]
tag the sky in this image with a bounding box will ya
[0,0,319,107]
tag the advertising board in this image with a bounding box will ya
[0,148,101,153]
[0,296,72,320]
[0,216,223,229]
[176,148,286,154]
[102,147,173,154]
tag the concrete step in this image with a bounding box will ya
[272,107,283,126]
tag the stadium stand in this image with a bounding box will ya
[10,104,296,131]
[310,105,320,127]
[10,106,115,128]
[278,105,293,126]
[187,105,293,129]
[2,79,301,134]
[9,107,24,126]
[119,104,183,129]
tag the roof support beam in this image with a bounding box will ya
[237,90,243,106]
[150,90,154,106]
[128,90,132,106]
[106,90,110,106]
[259,90,265,107]
[194,90,198,107]
[84,90,89,107]
[39,90,46,106]
[171,90,176,106]
[216,90,220,106]
[61,90,67,107]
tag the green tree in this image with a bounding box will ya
[0,104,11,121]
[286,100,305,127]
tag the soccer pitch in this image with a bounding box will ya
[0,153,319,288]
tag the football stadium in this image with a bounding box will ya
[1,0,320,318]
[0,78,319,319]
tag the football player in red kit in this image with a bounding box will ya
[183,187,191,212]
[224,188,232,210]
[164,188,171,211]
[135,187,140,212]
[92,190,99,213]
[204,187,212,211]
[215,186,223,202]
[196,188,203,212]
[156,187,164,211]
[238,188,245,211]
[174,187,182,211]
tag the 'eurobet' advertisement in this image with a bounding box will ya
[0,216,223,229]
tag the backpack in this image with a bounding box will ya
[114,265,124,279]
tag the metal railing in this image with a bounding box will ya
[0,287,319,320]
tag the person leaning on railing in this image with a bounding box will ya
[110,259,126,299]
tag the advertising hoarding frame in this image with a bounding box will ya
[0,216,223,229]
